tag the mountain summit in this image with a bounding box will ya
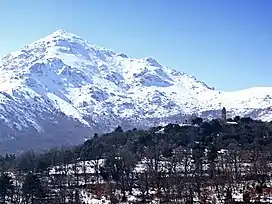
[0,29,271,153]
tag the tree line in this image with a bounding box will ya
[1,116,272,203]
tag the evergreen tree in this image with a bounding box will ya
[22,173,45,204]
[0,173,14,203]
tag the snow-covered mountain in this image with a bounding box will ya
[0,29,271,153]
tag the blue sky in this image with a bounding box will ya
[0,0,271,91]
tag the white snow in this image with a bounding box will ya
[0,29,271,133]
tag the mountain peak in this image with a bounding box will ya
[1,30,272,153]
[53,28,69,35]
[40,29,81,42]
[36,29,115,56]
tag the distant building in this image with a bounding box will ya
[221,107,238,125]
[226,121,238,125]
[222,107,227,122]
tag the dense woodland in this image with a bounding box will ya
[1,116,272,203]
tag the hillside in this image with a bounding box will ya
[1,117,272,203]
[0,29,272,153]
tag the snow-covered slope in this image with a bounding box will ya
[0,29,271,153]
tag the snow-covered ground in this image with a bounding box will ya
[45,148,272,203]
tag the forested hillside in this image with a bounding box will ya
[1,116,272,203]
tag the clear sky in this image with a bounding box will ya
[0,0,271,91]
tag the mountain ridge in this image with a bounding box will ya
[0,29,271,153]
